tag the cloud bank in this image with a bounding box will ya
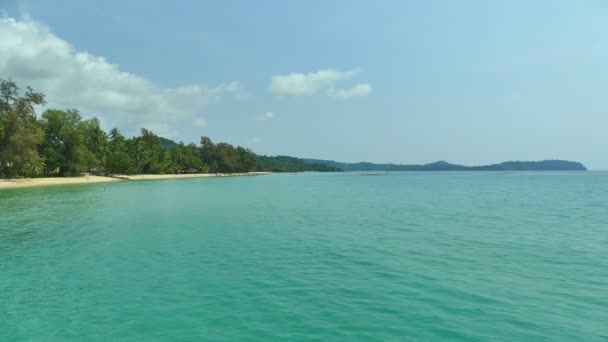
[0,17,245,136]
[269,69,371,98]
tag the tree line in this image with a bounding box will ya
[255,155,342,173]
[0,79,256,178]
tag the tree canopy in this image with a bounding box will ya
[0,79,46,177]
[0,79,259,177]
[0,79,341,178]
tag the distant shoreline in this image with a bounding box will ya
[0,172,270,189]
[303,159,587,172]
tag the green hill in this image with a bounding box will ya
[157,137,586,173]
[303,159,587,171]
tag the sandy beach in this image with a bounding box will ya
[0,176,122,189]
[117,172,268,181]
[0,172,269,189]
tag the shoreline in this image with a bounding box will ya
[0,172,270,189]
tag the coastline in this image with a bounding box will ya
[0,172,270,189]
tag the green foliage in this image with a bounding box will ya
[105,151,135,174]
[171,143,205,173]
[255,156,342,172]
[39,109,107,176]
[0,79,587,179]
[40,109,88,176]
[0,80,262,179]
[199,136,256,173]
[127,129,167,174]
[104,128,134,174]
[0,79,46,177]
[82,117,108,171]
[159,137,178,149]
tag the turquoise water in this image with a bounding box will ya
[1,172,607,341]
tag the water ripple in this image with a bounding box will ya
[1,173,608,340]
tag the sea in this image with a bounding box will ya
[1,172,607,341]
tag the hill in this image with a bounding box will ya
[157,137,585,172]
[158,136,342,172]
[159,137,179,149]
[303,159,587,171]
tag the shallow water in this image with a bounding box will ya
[1,172,607,341]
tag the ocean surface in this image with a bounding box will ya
[1,172,607,341]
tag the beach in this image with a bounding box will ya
[117,172,268,181]
[0,172,269,189]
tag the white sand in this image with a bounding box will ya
[0,172,270,189]
[120,172,268,181]
[0,176,123,189]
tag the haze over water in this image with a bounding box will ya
[1,172,607,341]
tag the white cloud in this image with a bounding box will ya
[327,83,372,98]
[192,118,208,128]
[269,69,369,98]
[251,137,263,144]
[0,17,246,136]
[256,111,275,121]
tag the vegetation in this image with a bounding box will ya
[303,159,587,171]
[469,160,587,171]
[1,79,585,178]
[0,80,46,177]
[256,155,342,172]
[0,79,258,178]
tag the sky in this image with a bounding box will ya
[1,0,607,169]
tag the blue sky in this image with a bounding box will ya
[1,0,607,169]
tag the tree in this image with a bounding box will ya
[215,142,238,173]
[40,109,88,176]
[126,128,172,174]
[108,127,127,151]
[200,136,217,171]
[199,136,256,173]
[81,117,108,173]
[105,151,135,174]
[0,80,259,178]
[105,127,134,174]
[0,79,46,177]
[171,142,205,173]
[236,146,256,172]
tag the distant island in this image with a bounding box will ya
[303,159,587,172]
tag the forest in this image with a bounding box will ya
[0,79,261,178]
[256,156,341,173]
[0,79,345,178]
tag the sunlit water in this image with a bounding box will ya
[1,172,607,341]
